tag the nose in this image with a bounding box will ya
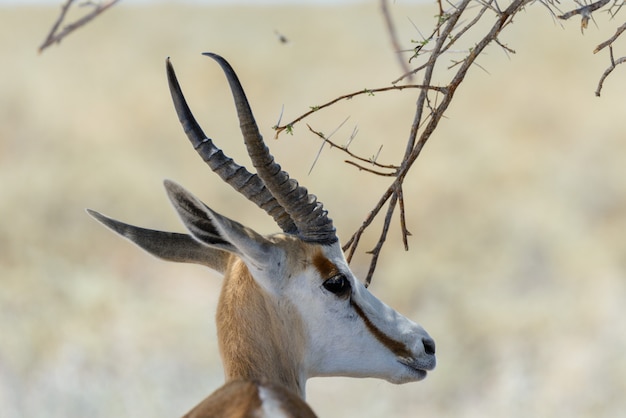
[422,336,436,356]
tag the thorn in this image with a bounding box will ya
[275,104,285,134]
[372,145,383,164]
[345,126,359,149]
[309,141,326,176]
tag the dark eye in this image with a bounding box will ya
[322,274,351,297]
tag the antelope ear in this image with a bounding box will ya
[86,209,230,273]
[164,180,278,268]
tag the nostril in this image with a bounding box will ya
[423,337,436,355]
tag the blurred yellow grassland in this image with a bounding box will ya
[1,2,625,417]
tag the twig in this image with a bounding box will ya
[352,0,534,285]
[398,186,411,251]
[364,191,399,287]
[595,46,626,96]
[440,0,493,57]
[345,0,469,284]
[495,37,516,55]
[344,160,397,176]
[557,0,611,33]
[343,186,394,262]
[558,0,611,19]
[39,0,621,285]
[274,84,446,138]
[381,0,414,82]
[39,0,121,53]
[307,117,351,175]
[306,124,398,174]
[39,0,75,53]
[594,22,626,96]
[594,21,626,54]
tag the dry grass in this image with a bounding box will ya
[1,2,625,417]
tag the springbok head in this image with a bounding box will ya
[88,53,436,404]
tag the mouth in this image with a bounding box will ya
[403,363,428,380]
[398,357,436,381]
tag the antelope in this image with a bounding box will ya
[88,53,436,417]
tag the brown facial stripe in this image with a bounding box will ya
[312,251,340,280]
[312,250,412,358]
[350,300,412,358]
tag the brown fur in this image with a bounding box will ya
[182,238,324,417]
[182,380,317,418]
[216,252,307,394]
[183,380,262,418]
[350,300,412,358]
[312,250,340,280]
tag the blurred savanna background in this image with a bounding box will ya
[1,0,625,417]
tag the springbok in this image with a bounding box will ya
[88,53,436,417]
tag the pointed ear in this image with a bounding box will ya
[86,209,230,273]
[163,180,277,268]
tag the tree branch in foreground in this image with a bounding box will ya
[282,0,623,285]
[42,0,624,285]
[558,0,611,33]
[39,0,121,53]
[594,22,626,96]
[273,84,446,138]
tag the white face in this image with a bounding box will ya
[128,182,436,386]
[273,240,436,384]
[90,181,434,391]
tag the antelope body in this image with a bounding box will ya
[88,53,436,417]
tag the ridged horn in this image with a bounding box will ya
[166,57,298,235]
[203,52,337,244]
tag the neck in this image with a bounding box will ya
[216,259,307,398]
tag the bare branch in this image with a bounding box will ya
[364,191,399,287]
[495,37,517,55]
[273,84,446,138]
[207,1,617,284]
[595,46,626,96]
[307,117,351,175]
[349,0,539,284]
[40,0,623,284]
[39,0,121,53]
[558,0,611,19]
[344,160,397,176]
[306,124,398,174]
[380,0,414,81]
[594,21,626,53]
[558,0,611,33]
[440,0,493,57]
[398,187,411,251]
[39,0,75,53]
[593,21,626,95]
[343,186,394,263]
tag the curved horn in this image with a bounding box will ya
[166,58,298,235]
[203,52,337,244]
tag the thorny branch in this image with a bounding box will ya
[43,0,624,285]
[594,22,626,95]
[276,0,624,286]
[273,84,446,138]
[381,0,414,81]
[306,124,399,176]
[558,0,611,33]
[595,45,626,95]
[557,1,625,94]
[39,0,121,53]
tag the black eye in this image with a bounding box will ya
[322,274,351,297]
